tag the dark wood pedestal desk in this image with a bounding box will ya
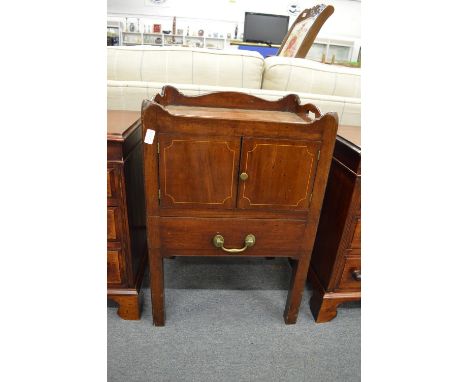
[107,111,147,319]
[308,124,361,323]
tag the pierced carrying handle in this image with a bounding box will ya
[212,234,256,253]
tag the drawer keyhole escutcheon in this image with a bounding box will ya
[212,234,256,253]
[240,172,249,181]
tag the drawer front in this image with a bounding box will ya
[159,217,306,255]
[107,166,121,203]
[107,207,121,241]
[350,219,361,249]
[337,256,361,290]
[107,249,123,285]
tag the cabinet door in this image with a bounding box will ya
[238,138,321,211]
[158,134,240,209]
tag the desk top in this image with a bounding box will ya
[107,110,140,141]
[337,125,361,148]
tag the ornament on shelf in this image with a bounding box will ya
[288,3,301,15]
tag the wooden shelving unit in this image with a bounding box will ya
[122,31,227,49]
[307,37,358,63]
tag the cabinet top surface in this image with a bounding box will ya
[164,105,313,124]
[107,110,140,141]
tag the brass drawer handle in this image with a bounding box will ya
[352,270,361,281]
[212,234,256,253]
[239,172,248,181]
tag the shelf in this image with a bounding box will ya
[114,29,227,49]
[229,40,280,48]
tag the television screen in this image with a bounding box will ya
[244,12,289,45]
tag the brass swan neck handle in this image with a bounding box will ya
[212,234,256,253]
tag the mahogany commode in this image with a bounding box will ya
[107,111,147,320]
[142,86,338,326]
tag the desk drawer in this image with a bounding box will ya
[350,219,361,249]
[107,249,123,285]
[159,217,305,255]
[107,207,122,241]
[107,166,121,203]
[337,256,361,290]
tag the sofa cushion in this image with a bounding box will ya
[107,80,360,126]
[262,56,360,98]
[107,46,264,89]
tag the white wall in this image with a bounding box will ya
[108,0,360,41]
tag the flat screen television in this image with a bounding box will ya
[243,12,289,45]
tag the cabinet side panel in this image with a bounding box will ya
[310,158,356,291]
[124,140,147,286]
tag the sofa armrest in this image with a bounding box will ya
[262,56,360,98]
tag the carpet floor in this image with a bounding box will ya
[108,257,361,382]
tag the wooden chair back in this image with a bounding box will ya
[277,5,334,58]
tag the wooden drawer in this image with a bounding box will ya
[107,207,121,241]
[107,249,123,285]
[350,219,361,249]
[337,256,361,290]
[107,166,120,202]
[159,217,306,256]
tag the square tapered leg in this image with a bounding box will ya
[149,248,165,326]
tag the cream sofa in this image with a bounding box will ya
[107,46,360,126]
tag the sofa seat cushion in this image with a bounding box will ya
[262,56,360,98]
[107,46,264,89]
[107,80,360,127]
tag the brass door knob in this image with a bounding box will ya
[240,172,248,181]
